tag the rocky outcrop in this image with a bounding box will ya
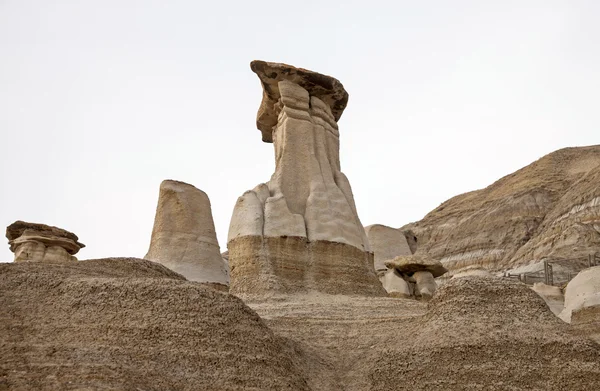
[6,221,84,263]
[384,254,448,299]
[364,224,412,273]
[560,266,600,322]
[227,61,383,297]
[145,180,229,287]
[401,145,600,275]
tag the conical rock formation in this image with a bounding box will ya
[145,180,228,287]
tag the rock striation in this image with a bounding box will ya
[401,145,600,275]
[227,61,383,297]
[6,220,84,263]
[145,180,229,287]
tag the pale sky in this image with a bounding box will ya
[1,0,599,262]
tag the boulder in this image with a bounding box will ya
[559,265,600,322]
[227,61,383,297]
[6,221,84,263]
[364,224,412,272]
[145,180,229,287]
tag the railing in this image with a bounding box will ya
[504,252,599,287]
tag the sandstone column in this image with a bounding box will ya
[145,180,229,288]
[227,61,385,297]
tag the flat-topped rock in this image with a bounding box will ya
[251,60,349,142]
[385,253,448,278]
[6,220,84,263]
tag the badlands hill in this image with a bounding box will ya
[2,259,599,390]
[0,259,317,391]
[403,145,600,275]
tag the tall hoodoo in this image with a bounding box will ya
[227,61,384,297]
[145,180,229,288]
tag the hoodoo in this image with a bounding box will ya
[145,180,229,288]
[6,220,84,263]
[227,61,384,297]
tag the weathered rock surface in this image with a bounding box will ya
[364,224,412,272]
[367,276,600,390]
[250,60,349,143]
[560,265,600,322]
[228,236,383,298]
[383,254,447,299]
[401,145,600,275]
[145,180,228,287]
[6,220,84,263]
[0,259,316,390]
[228,61,381,297]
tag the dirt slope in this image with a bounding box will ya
[367,276,600,390]
[402,145,600,274]
[0,258,316,391]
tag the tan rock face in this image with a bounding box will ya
[364,224,412,272]
[559,266,600,322]
[228,61,381,297]
[6,221,84,263]
[250,60,348,143]
[145,180,228,286]
[228,236,384,297]
[401,145,600,275]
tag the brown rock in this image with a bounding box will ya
[228,235,386,298]
[0,258,314,390]
[250,60,349,142]
[384,253,448,278]
[6,220,84,263]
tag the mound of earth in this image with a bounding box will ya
[402,145,600,276]
[368,276,600,390]
[0,258,314,391]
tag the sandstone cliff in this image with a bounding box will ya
[402,145,600,275]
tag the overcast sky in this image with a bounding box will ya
[1,0,598,262]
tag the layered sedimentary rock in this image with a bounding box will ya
[228,61,383,297]
[401,145,600,275]
[145,180,228,287]
[6,221,84,263]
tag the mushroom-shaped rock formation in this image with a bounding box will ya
[227,61,383,297]
[145,180,229,289]
[385,253,448,299]
[559,265,600,322]
[6,221,84,263]
[251,60,349,143]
